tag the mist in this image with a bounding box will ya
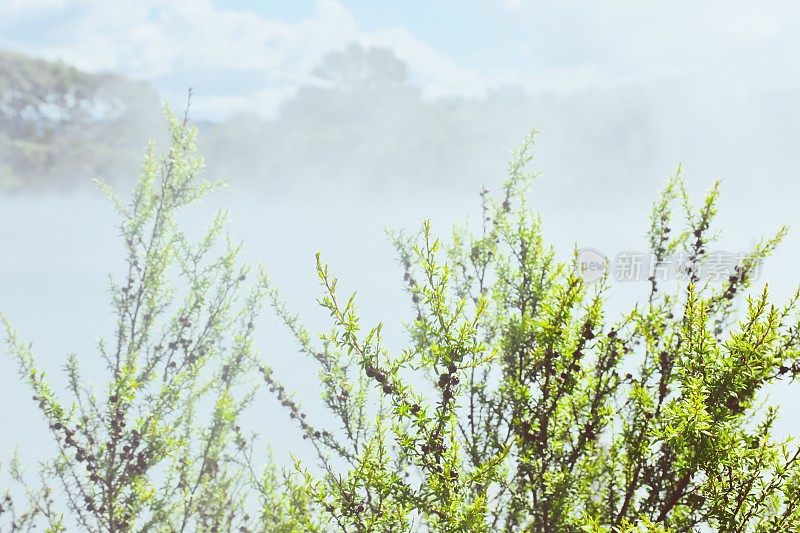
[2,41,799,470]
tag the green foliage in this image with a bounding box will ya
[3,114,800,532]
[2,108,265,531]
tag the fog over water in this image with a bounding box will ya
[2,46,800,466]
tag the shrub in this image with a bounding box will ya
[3,112,800,532]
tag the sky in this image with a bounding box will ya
[1,0,800,493]
[2,0,799,119]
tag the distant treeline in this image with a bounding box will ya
[8,45,755,199]
[0,50,163,192]
[0,45,541,195]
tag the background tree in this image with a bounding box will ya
[0,50,161,191]
[3,114,800,532]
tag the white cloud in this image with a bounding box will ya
[0,0,68,12]
[0,0,492,118]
